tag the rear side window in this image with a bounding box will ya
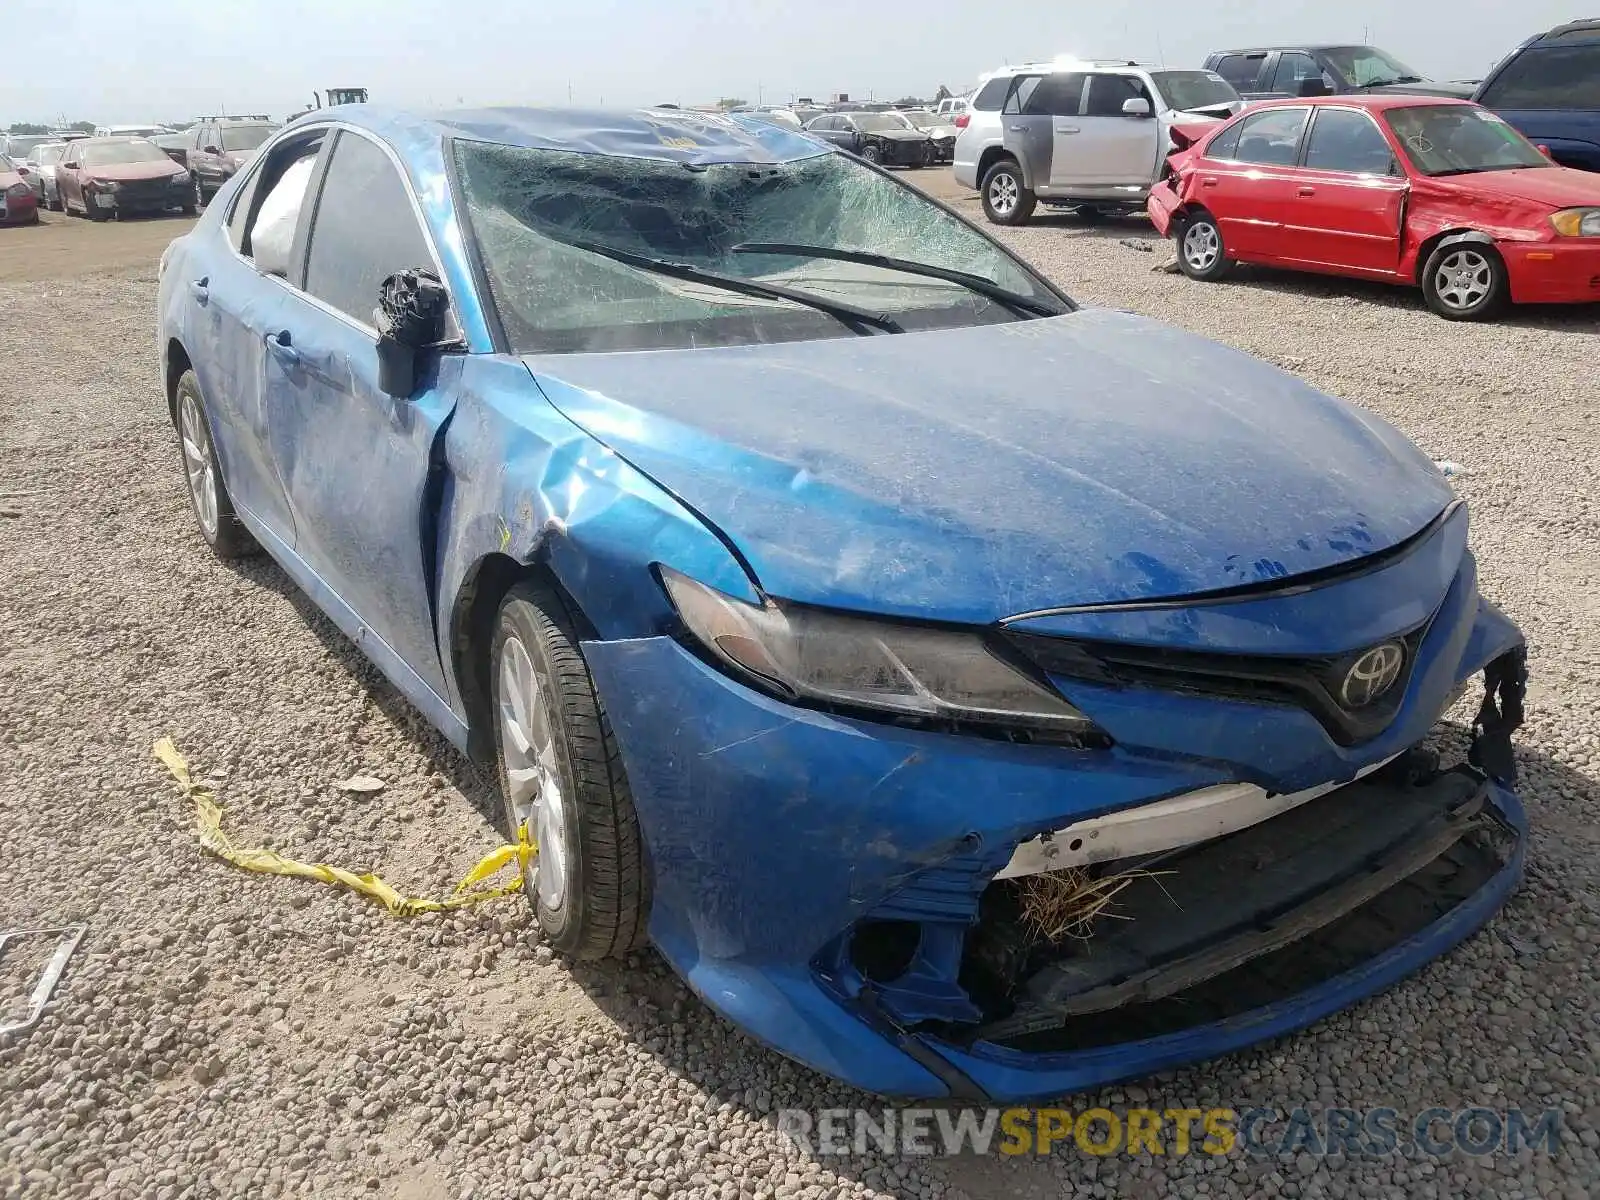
[971,77,1010,111]
[1230,107,1310,165]
[1084,74,1151,117]
[1480,44,1600,108]
[1024,73,1086,116]
[1214,54,1265,90]
[1003,76,1044,115]
[1303,108,1397,173]
[1206,121,1245,160]
[303,132,434,327]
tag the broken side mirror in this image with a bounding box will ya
[374,268,452,398]
[1122,97,1153,118]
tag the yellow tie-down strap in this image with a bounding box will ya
[152,738,535,917]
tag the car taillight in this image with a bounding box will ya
[954,114,970,129]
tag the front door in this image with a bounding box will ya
[1285,106,1406,275]
[998,73,1053,186]
[260,127,458,699]
[1069,74,1161,188]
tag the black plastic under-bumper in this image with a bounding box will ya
[972,766,1512,1047]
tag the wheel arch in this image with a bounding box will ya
[1413,228,1495,286]
[164,337,193,426]
[977,146,1030,191]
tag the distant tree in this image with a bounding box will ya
[67,120,95,133]
[715,98,748,109]
[893,96,924,107]
[7,122,49,134]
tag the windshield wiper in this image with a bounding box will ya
[731,243,1067,318]
[558,236,902,334]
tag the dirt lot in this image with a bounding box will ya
[1,179,1598,1200]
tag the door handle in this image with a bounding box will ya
[1201,176,1219,188]
[188,277,208,304]
[264,330,300,367]
[1008,124,1027,132]
[1054,125,1081,135]
[1297,186,1315,196]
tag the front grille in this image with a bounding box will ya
[1008,626,1428,746]
[117,179,178,205]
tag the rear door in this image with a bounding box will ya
[1476,40,1600,171]
[1198,106,1311,258]
[1283,106,1406,274]
[1068,74,1161,187]
[260,126,459,698]
[999,73,1051,185]
[1021,72,1087,187]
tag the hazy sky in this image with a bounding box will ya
[3,0,1582,124]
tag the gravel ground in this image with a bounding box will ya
[1,202,1598,1200]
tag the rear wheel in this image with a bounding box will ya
[1178,211,1234,281]
[174,370,258,559]
[1421,242,1507,321]
[492,580,649,959]
[980,158,1036,226]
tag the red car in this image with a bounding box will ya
[55,137,196,221]
[1148,96,1600,320]
[0,154,40,225]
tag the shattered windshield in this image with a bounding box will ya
[1385,105,1549,175]
[454,141,1063,353]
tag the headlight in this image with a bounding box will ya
[91,178,120,192]
[170,171,190,184]
[4,181,28,197]
[660,566,1101,736]
[1549,207,1600,237]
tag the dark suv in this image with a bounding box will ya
[1204,45,1475,102]
[1474,20,1600,172]
[187,117,279,207]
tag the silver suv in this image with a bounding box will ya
[953,60,1243,224]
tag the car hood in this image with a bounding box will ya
[0,170,24,189]
[866,129,931,141]
[1437,165,1600,209]
[84,161,185,183]
[525,309,1451,623]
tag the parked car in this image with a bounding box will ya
[92,124,173,139]
[1,133,58,161]
[48,129,89,142]
[1474,19,1600,172]
[955,61,1243,224]
[0,154,39,225]
[805,111,934,166]
[154,133,192,165]
[897,109,960,162]
[934,95,970,117]
[188,118,281,208]
[157,104,1529,1102]
[741,108,803,132]
[56,137,195,220]
[1148,96,1600,319]
[22,141,67,210]
[1204,45,1476,102]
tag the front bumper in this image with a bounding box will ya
[582,567,1526,1100]
[0,192,38,224]
[1502,240,1600,305]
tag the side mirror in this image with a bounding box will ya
[1537,143,1553,158]
[374,268,451,398]
[1121,97,1153,118]
[203,145,221,156]
[1295,78,1331,98]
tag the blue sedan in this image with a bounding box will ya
[156,105,1530,1102]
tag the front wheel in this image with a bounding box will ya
[980,159,1036,225]
[193,175,205,211]
[1421,241,1507,321]
[1178,212,1234,281]
[492,580,649,959]
[860,142,883,165]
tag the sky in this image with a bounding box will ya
[2,0,1585,125]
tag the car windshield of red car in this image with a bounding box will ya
[82,140,170,167]
[1384,105,1551,176]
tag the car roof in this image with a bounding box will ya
[1235,95,1476,113]
[289,104,829,166]
[1539,18,1600,40]
[1211,44,1374,54]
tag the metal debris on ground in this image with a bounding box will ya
[0,925,87,1039]
[1435,460,1471,478]
[152,738,533,917]
[1119,238,1157,253]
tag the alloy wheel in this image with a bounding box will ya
[988,173,1019,217]
[498,636,570,911]
[1183,221,1220,271]
[178,393,219,540]
[1433,249,1492,312]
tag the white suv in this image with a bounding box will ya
[953,60,1243,224]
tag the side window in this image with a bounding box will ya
[1214,54,1265,91]
[228,131,325,258]
[1303,108,1397,174]
[1206,120,1245,160]
[1084,74,1149,116]
[302,132,434,328]
[972,77,1010,111]
[1271,53,1333,95]
[1024,73,1085,116]
[1231,108,1310,166]
[1003,75,1043,115]
[1480,45,1600,109]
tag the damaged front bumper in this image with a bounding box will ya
[582,598,1527,1102]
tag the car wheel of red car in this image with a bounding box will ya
[491,579,650,960]
[981,159,1036,226]
[1421,242,1507,321]
[1178,212,1233,281]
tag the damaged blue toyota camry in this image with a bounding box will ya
[156,105,1529,1102]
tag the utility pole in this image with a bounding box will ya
[567,80,573,105]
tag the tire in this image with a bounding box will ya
[980,158,1036,225]
[1421,240,1507,321]
[193,175,205,211]
[491,579,649,960]
[860,142,883,165]
[87,198,110,222]
[1177,211,1234,281]
[180,197,197,217]
[174,370,258,559]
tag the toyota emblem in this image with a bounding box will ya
[1341,643,1405,708]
